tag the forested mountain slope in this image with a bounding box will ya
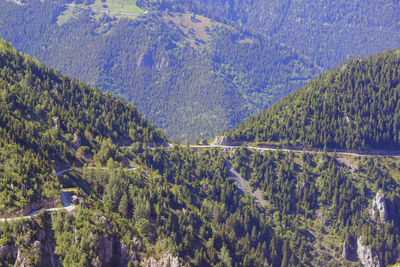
[0,39,164,215]
[0,40,277,266]
[227,49,400,151]
[0,0,319,141]
[147,0,400,70]
[226,147,400,266]
[1,41,400,267]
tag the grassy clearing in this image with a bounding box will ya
[65,0,144,20]
[89,0,143,14]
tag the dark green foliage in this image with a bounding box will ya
[81,146,276,266]
[0,39,165,214]
[37,145,279,266]
[1,17,400,266]
[3,146,400,266]
[229,147,400,265]
[0,0,319,141]
[145,0,400,70]
[228,50,400,150]
[48,145,400,266]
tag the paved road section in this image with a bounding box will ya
[2,142,397,222]
[1,166,136,222]
[190,145,400,158]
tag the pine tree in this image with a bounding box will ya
[118,193,129,217]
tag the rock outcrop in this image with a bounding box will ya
[342,241,350,260]
[142,253,180,267]
[213,135,232,146]
[119,243,139,266]
[212,135,242,146]
[357,237,382,267]
[0,244,17,261]
[91,233,115,267]
[370,190,388,223]
[52,117,60,129]
[3,220,46,266]
[73,133,81,148]
[0,212,143,267]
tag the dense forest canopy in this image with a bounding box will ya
[0,39,164,214]
[226,147,400,266]
[227,50,400,151]
[0,0,319,141]
[0,39,400,267]
[3,139,400,266]
[144,0,400,70]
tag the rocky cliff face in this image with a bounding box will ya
[0,243,18,263]
[213,135,232,146]
[213,136,242,146]
[342,241,350,260]
[0,215,143,267]
[91,233,115,267]
[142,253,180,267]
[1,220,46,266]
[357,237,382,267]
[369,190,388,223]
[91,215,141,266]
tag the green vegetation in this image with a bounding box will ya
[1,42,400,266]
[227,50,400,151]
[87,0,143,13]
[146,0,400,70]
[0,146,280,266]
[3,144,400,266]
[0,0,319,141]
[0,39,165,214]
[228,147,400,266]
[1,0,399,142]
[71,0,144,19]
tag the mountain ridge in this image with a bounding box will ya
[0,0,320,141]
[226,49,400,151]
[0,38,165,215]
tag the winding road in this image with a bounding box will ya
[190,144,400,158]
[0,166,136,222]
[0,170,77,222]
[2,142,397,222]
[190,143,400,207]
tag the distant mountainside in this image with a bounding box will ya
[147,0,400,70]
[227,49,400,151]
[0,39,164,215]
[0,0,319,142]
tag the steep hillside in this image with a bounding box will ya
[1,42,400,267]
[146,0,400,70]
[0,0,319,141]
[0,41,277,266]
[0,39,165,215]
[225,147,400,266]
[227,50,400,151]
